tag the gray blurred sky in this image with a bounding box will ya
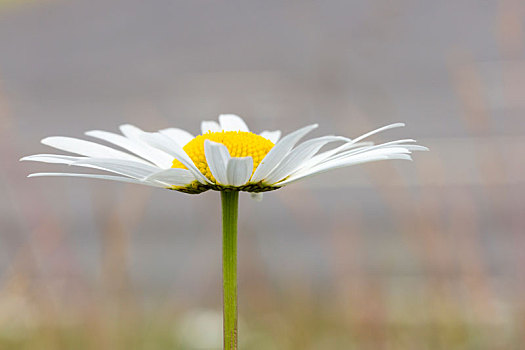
[0,0,523,298]
[1,0,519,136]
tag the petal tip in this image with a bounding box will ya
[218,114,249,132]
[84,130,101,137]
[40,137,52,145]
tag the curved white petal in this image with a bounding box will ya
[21,154,84,165]
[290,124,406,172]
[117,124,177,169]
[144,168,196,187]
[41,136,145,163]
[278,153,412,186]
[260,130,281,143]
[201,121,221,134]
[219,114,249,132]
[139,132,212,184]
[159,128,194,147]
[119,124,147,139]
[318,139,422,164]
[226,157,253,186]
[279,145,416,186]
[85,130,172,168]
[71,158,159,179]
[351,123,405,143]
[204,140,231,185]
[300,141,374,170]
[263,136,348,184]
[251,124,318,183]
[27,173,165,187]
[23,154,160,179]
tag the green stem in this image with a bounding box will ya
[221,191,239,350]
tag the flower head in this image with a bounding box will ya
[22,114,427,197]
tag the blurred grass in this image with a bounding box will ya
[0,269,521,350]
[0,299,520,350]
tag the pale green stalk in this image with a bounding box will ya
[221,191,239,350]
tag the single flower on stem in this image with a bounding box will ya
[22,114,427,349]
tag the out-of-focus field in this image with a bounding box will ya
[1,0,524,349]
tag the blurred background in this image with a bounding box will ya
[1,0,524,349]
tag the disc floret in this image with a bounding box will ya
[172,131,274,184]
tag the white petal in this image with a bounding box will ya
[27,173,165,187]
[159,128,194,147]
[300,141,374,170]
[279,149,414,186]
[250,193,264,201]
[85,130,172,168]
[251,124,318,183]
[278,154,411,186]
[352,147,412,158]
[260,130,281,143]
[292,124,407,172]
[117,125,177,169]
[41,136,145,163]
[403,145,429,152]
[71,158,160,179]
[319,139,419,164]
[226,157,253,186]
[204,140,231,185]
[201,121,221,134]
[138,131,184,158]
[144,168,196,187]
[218,114,249,132]
[263,136,348,184]
[21,155,162,180]
[351,123,405,143]
[119,124,147,139]
[139,132,212,184]
[21,154,84,165]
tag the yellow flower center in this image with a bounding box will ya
[172,131,275,183]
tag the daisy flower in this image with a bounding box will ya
[21,114,426,198]
[22,113,426,349]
